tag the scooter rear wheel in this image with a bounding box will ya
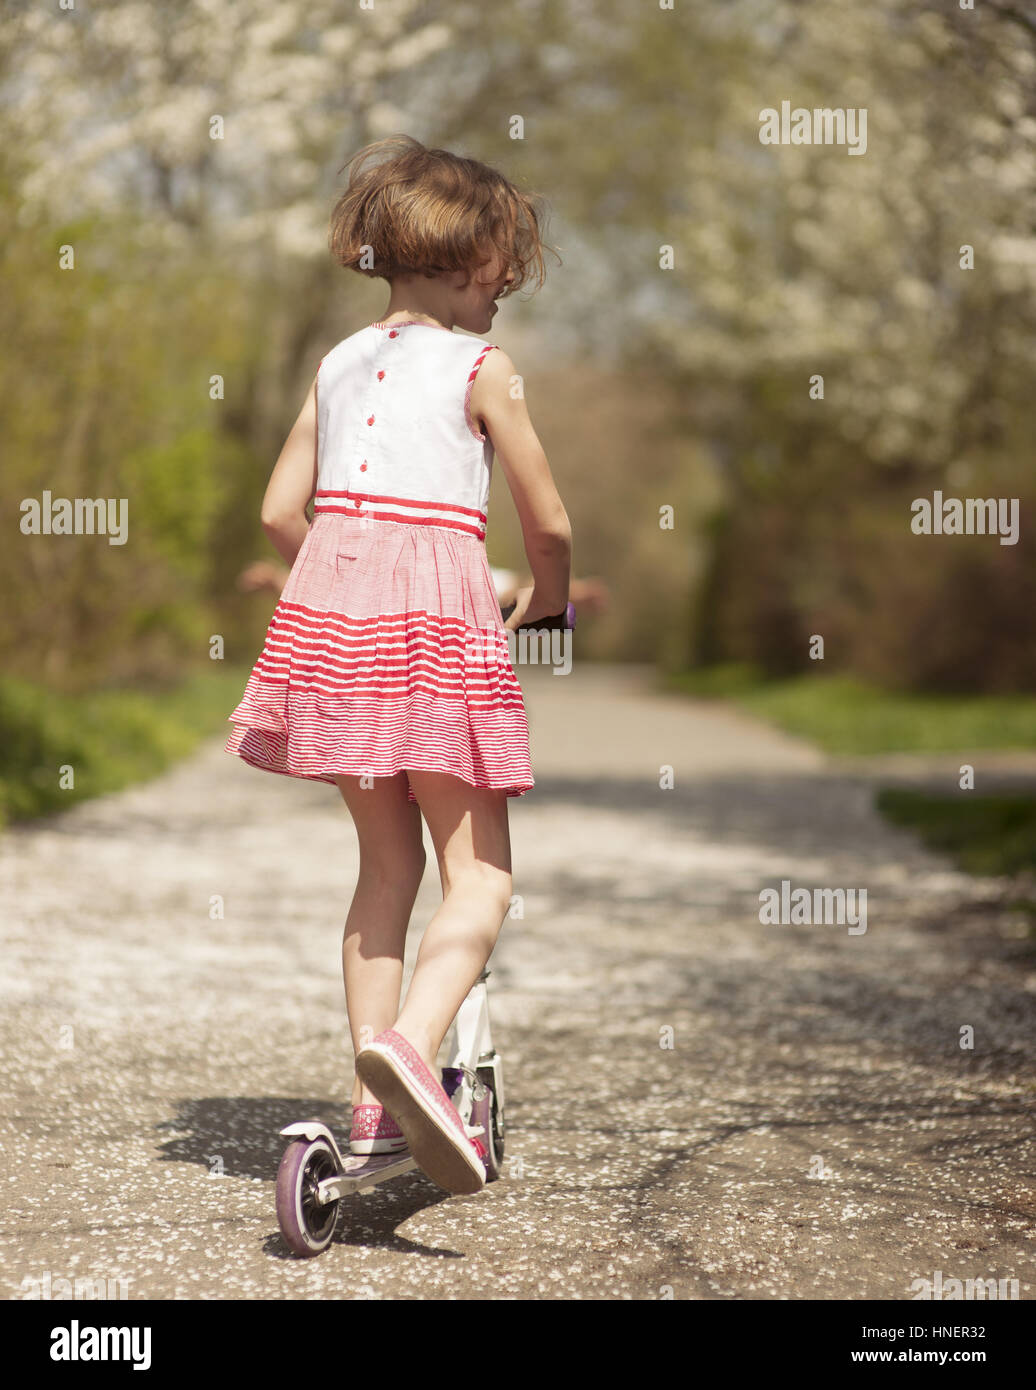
[276,1138,341,1257]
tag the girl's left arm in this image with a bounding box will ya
[259,373,318,566]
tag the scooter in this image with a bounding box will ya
[276,967,505,1258]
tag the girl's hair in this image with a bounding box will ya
[328,134,559,297]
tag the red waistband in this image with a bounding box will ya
[313,490,487,540]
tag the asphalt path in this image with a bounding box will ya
[1,662,1033,1299]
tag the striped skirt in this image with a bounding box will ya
[224,512,534,803]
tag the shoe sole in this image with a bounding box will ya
[356,1045,485,1195]
[348,1139,409,1156]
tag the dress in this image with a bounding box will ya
[224,319,534,804]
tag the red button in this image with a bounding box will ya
[377,370,385,380]
[360,462,367,471]
[388,330,398,338]
[367,415,374,425]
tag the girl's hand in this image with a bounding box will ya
[237,560,290,596]
[502,585,567,631]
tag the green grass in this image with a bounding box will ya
[875,788,1036,880]
[0,665,250,826]
[665,666,1036,756]
[667,664,1036,888]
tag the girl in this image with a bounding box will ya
[225,135,571,1196]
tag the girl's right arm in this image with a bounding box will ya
[471,348,572,630]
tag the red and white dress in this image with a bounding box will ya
[224,320,534,803]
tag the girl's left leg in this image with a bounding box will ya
[333,772,426,1108]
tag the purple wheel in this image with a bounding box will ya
[276,1138,341,1258]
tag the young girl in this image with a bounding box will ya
[225,135,571,1196]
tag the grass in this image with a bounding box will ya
[0,665,250,826]
[667,664,1036,886]
[875,788,1036,880]
[664,665,1036,756]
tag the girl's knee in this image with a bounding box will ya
[360,841,426,892]
[402,841,428,885]
[452,861,512,917]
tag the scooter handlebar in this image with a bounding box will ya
[499,600,576,632]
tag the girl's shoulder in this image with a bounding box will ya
[408,327,499,363]
[318,324,379,371]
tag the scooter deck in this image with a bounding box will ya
[319,1151,418,1198]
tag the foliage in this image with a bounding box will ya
[665,667,1036,755]
[0,668,251,825]
[875,788,1036,879]
[3,0,1034,701]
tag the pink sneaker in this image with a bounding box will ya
[349,1104,407,1156]
[355,1029,486,1195]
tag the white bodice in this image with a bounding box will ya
[314,321,498,540]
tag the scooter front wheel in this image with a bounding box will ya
[276,1138,341,1257]
[471,1073,505,1180]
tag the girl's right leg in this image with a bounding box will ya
[391,771,513,1073]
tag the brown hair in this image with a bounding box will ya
[328,134,559,297]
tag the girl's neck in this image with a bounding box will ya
[378,277,459,331]
[374,310,452,331]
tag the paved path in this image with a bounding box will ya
[1,663,1033,1299]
